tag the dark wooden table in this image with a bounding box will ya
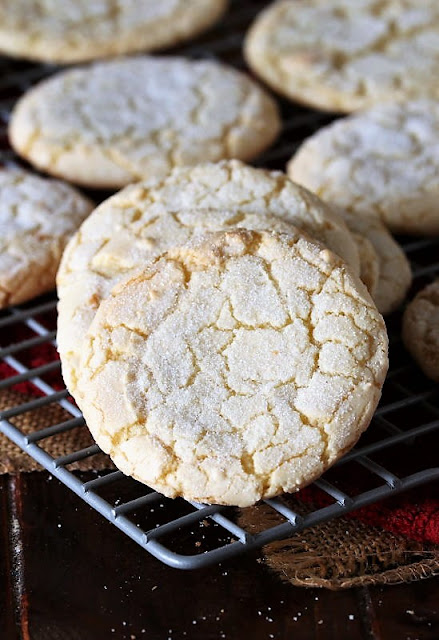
[1,471,438,640]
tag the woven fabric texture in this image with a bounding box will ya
[238,496,439,589]
[0,388,111,473]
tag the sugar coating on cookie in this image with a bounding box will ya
[288,101,439,235]
[0,168,93,308]
[402,280,439,382]
[0,0,228,64]
[9,56,280,189]
[331,208,412,315]
[56,160,359,393]
[77,229,388,506]
[245,0,439,112]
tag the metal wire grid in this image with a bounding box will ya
[0,0,438,570]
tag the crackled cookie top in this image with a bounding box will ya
[245,0,439,112]
[288,101,439,236]
[9,56,280,188]
[0,0,228,64]
[0,168,93,308]
[56,160,359,393]
[403,280,439,382]
[78,229,388,506]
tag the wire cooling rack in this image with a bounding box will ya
[1,0,439,570]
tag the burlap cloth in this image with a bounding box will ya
[1,388,438,589]
[238,497,439,589]
[0,388,110,473]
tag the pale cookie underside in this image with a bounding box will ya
[0,0,228,63]
[56,160,359,394]
[9,57,280,189]
[288,100,439,235]
[327,207,412,315]
[402,280,439,382]
[0,168,93,308]
[245,0,439,112]
[77,229,388,507]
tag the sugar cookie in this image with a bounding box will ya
[245,0,439,112]
[333,208,412,315]
[288,101,439,235]
[77,229,388,506]
[0,168,93,308]
[56,160,360,393]
[0,0,228,64]
[9,57,280,188]
[351,232,380,301]
[402,280,439,382]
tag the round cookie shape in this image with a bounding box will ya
[244,0,439,113]
[402,280,439,382]
[0,168,93,308]
[0,0,228,64]
[332,208,412,315]
[56,160,360,393]
[77,229,388,507]
[288,101,439,236]
[9,56,280,189]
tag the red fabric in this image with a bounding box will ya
[0,320,64,395]
[1,340,438,547]
[0,346,63,396]
[356,496,439,545]
[298,485,439,546]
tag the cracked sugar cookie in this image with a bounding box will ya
[56,160,359,394]
[0,0,228,64]
[9,56,280,189]
[0,168,93,308]
[402,281,439,382]
[245,0,439,112]
[77,229,388,507]
[287,101,439,235]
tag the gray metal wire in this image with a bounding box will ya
[0,0,438,569]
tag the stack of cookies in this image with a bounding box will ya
[3,0,439,506]
[55,160,389,506]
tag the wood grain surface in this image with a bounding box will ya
[0,471,437,640]
[1,477,16,638]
